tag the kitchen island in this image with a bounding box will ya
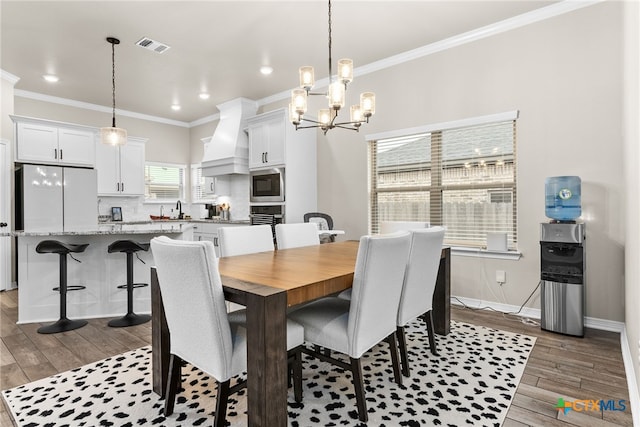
[15,222,193,324]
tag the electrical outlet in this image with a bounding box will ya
[496,270,506,283]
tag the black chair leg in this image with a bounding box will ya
[350,357,368,423]
[396,325,410,377]
[215,380,231,427]
[385,333,402,386]
[292,347,303,403]
[425,310,438,356]
[164,354,182,416]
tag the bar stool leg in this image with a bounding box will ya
[38,253,88,334]
[108,252,151,327]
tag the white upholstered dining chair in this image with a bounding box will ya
[288,232,411,422]
[217,224,274,257]
[275,222,320,250]
[396,226,445,376]
[149,237,304,426]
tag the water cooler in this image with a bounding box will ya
[540,176,585,337]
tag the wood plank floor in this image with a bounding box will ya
[0,288,634,426]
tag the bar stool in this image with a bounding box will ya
[107,240,151,327]
[35,240,89,334]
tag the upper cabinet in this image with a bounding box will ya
[96,138,146,196]
[12,117,96,167]
[247,111,286,169]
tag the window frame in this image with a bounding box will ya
[367,111,519,253]
[143,161,186,203]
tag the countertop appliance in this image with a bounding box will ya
[250,168,285,203]
[540,222,585,337]
[15,164,98,232]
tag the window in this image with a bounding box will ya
[369,112,518,249]
[144,162,185,201]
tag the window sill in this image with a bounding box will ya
[451,246,522,260]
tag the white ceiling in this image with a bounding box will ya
[1,1,557,125]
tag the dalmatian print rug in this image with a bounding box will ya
[2,321,535,426]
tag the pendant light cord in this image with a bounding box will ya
[111,40,117,128]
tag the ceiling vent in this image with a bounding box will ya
[135,37,171,54]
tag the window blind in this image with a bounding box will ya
[144,164,185,201]
[370,119,517,249]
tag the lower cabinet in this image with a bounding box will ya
[192,222,246,257]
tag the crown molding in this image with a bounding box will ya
[1,69,20,85]
[13,89,190,128]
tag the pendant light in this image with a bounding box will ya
[100,37,127,146]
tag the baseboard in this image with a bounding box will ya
[451,295,625,332]
[620,326,640,427]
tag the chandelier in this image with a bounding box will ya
[289,0,375,135]
[100,37,127,146]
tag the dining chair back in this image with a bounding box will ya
[396,227,445,376]
[150,236,305,425]
[380,220,430,234]
[288,232,411,422]
[218,224,274,257]
[275,222,320,250]
[303,212,335,243]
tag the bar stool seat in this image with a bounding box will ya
[107,240,151,327]
[36,240,89,334]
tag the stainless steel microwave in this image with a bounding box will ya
[250,168,285,202]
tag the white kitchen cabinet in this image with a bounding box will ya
[246,108,317,223]
[96,138,146,196]
[192,222,245,257]
[13,117,96,167]
[247,111,285,169]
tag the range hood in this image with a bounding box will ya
[201,98,258,177]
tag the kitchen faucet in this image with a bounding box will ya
[176,200,183,219]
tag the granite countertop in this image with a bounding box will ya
[12,222,193,237]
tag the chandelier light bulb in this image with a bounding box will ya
[337,59,353,84]
[291,89,308,114]
[289,103,301,125]
[360,92,376,117]
[299,66,315,90]
[350,105,363,123]
[318,109,331,126]
[328,81,345,110]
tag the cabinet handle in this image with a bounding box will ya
[0,222,7,228]
[261,152,264,163]
[54,148,57,159]
[117,182,120,192]
[60,149,63,160]
[121,182,124,192]
[210,182,214,192]
[265,151,268,163]
[214,237,218,246]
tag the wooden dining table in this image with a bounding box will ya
[150,240,450,427]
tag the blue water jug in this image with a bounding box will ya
[545,176,581,221]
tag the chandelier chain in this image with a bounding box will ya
[327,0,332,83]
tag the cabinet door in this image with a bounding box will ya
[58,128,96,166]
[119,141,145,196]
[263,117,285,166]
[16,122,58,163]
[248,123,269,169]
[202,176,217,196]
[95,142,121,195]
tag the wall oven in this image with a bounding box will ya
[250,168,285,203]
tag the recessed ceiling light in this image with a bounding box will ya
[43,74,59,83]
[199,93,210,100]
[260,66,273,75]
[171,104,181,111]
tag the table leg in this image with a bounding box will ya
[432,247,451,335]
[245,290,288,426]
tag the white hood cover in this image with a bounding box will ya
[201,98,258,176]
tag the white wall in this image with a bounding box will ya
[263,2,627,322]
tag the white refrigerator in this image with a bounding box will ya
[16,164,97,232]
